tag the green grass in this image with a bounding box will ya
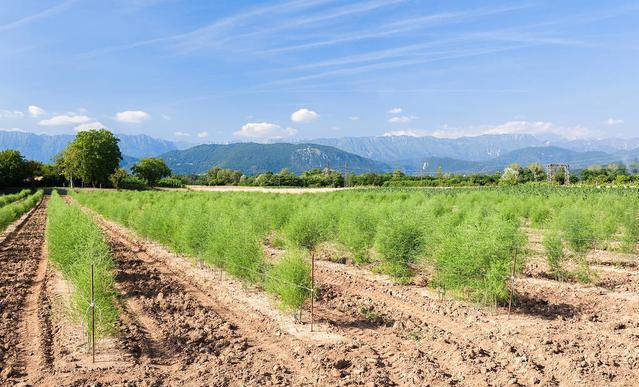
[46,191,118,338]
[0,190,43,232]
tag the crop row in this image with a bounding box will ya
[0,190,44,232]
[46,191,118,337]
[69,186,639,307]
[0,189,32,208]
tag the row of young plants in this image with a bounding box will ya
[70,190,313,311]
[46,191,118,337]
[59,188,570,306]
[0,189,32,207]
[0,189,44,232]
[71,187,638,306]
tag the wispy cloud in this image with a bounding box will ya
[0,0,77,32]
[80,0,338,57]
[39,113,91,126]
[264,44,534,86]
[259,4,530,54]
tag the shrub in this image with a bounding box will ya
[285,209,330,250]
[157,177,184,188]
[120,175,148,190]
[543,232,564,280]
[337,207,378,263]
[265,249,311,310]
[620,211,639,253]
[431,218,524,305]
[558,206,594,253]
[375,214,423,279]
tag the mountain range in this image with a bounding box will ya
[0,130,180,162]
[161,143,387,175]
[1,130,638,175]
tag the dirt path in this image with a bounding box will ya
[313,260,639,386]
[0,198,50,383]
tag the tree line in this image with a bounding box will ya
[1,128,639,189]
[0,129,174,189]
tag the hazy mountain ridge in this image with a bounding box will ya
[394,146,639,174]
[307,134,639,163]
[2,130,638,175]
[160,143,389,175]
[0,130,177,162]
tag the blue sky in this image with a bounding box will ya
[0,0,637,142]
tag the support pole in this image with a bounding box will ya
[91,263,95,363]
[310,250,315,332]
[508,249,517,319]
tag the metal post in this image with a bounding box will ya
[91,263,95,363]
[508,249,517,319]
[310,250,315,332]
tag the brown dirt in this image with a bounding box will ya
[0,197,48,383]
[310,257,639,386]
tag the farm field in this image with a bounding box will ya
[0,187,638,386]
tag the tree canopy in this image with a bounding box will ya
[132,157,172,185]
[56,129,122,187]
[0,149,28,187]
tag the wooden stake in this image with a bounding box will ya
[508,249,517,319]
[91,263,95,363]
[310,250,315,332]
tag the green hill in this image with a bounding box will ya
[160,142,390,175]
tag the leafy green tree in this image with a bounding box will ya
[132,157,171,186]
[109,168,128,190]
[57,129,122,187]
[0,149,28,187]
[499,167,520,186]
[205,166,242,185]
[527,162,545,181]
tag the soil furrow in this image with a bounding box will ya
[315,260,639,385]
[104,230,301,386]
[87,203,400,386]
[0,198,49,383]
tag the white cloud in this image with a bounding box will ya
[0,109,24,118]
[39,113,91,126]
[0,127,29,133]
[388,115,417,124]
[28,105,45,117]
[290,108,319,123]
[197,131,209,138]
[348,116,360,121]
[174,131,191,137]
[235,122,298,139]
[115,110,150,123]
[428,120,591,139]
[383,129,429,137]
[604,118,623,126]
[161,113,171,120]
[74,121,106,132]
[387,107,402,114]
